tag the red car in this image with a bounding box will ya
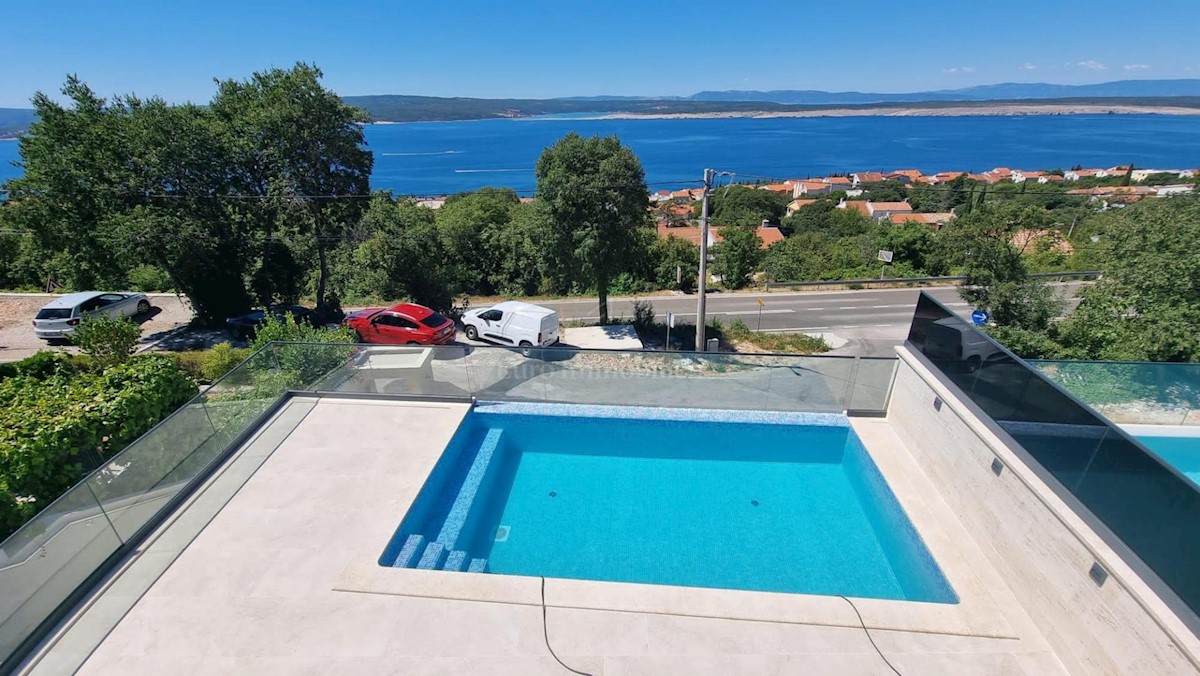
[344,303,457,345]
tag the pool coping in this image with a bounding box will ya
[332,404,1019,639]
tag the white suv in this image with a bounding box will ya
[33,291,151,342]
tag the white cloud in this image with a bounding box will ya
[943,66,976,74]
[1078,60,1108,70]
[1123,64,1150,71]
[1021,63,1038,71]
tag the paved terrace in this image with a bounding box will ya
[27,397,1069,675]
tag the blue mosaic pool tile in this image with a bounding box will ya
[392,534,425,568]
[443,550,468,571]
[435,428,505,548]
[467,558,488,573]
[417,541,446,570]
[473,401,848,428]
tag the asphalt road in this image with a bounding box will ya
[534,283,1086,357]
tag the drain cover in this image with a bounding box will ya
[495,525,510,542]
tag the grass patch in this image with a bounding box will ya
[721,319,830,354]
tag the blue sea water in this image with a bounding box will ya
[382,403,957,603]
[3,114,1198,196]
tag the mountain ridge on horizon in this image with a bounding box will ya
[2,79,1199,135]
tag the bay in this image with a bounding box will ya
[2,114,1198,196]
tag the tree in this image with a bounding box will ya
[700,185,790,227]
[350,195,454,310]
[650,235,700,292]
[210,63,373,315]
[942,203,1062,330]
[713,227,763,289]
[1056,199,1200,361]
[534,133,649,324]
[435,187,520,294]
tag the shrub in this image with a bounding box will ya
[632,299,656,332]
[250,313,358,387]
[0,351,80,381]
[201,343,251,382]
[72,314,142,367]
[722,318,830,354]
[127,264,173,292]
[0,355,198,538]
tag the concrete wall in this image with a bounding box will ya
[889,347,1200,675]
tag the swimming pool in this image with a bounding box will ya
[1135,435,1200,486]
[381,402,956,604]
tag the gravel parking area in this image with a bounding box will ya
[0,293,195,362]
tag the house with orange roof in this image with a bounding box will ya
[866,201,913,220]
[656,222,783,250]
[1064,168,1101,181]
[889,212,956,230]
[786,198,817,215]
[885,169,925,184]
[836,200,873,217]
[932,171,965,183]
[758,181,795,193]
[1011,170,1045,183]
[793,180,833,197]
[824,176,853,187]
[851,172,886,185]
[1037,174,1065,184]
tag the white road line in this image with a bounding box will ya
[756,326,830,332]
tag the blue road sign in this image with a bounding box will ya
[971,309,990,326]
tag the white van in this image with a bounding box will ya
[461,301,559,351]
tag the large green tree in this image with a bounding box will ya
[1056,198,1200,361]
[713,227,763,289]
[942,203,1062,330]
[210,63,372,314]
[701,185,790,227]
[534,133,649,323]
[435,187,521,295]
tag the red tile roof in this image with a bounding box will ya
[655,223,783,249]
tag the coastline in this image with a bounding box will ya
[588,104,1200,121]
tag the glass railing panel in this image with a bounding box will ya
[84,402,218,542]
[1035,360,1200,425]
[848,358,898,412]
[0,483,120,661]
[907,291,1200,618]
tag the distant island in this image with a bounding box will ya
[2,79,1200,135]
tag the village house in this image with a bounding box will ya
[866,201,913,220]
[889,212,956,230]
[757,181,795,193]
[1064,168,1101,181]
[655,222,784,250]
[792,180,833,197]
[851,171,886,185]
[786,198,817,215]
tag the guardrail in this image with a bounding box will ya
[766,270,1103,290]
[0,341,898,671]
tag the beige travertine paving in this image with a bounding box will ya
[61,398,1067,675]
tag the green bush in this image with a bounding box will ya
[127,264,173,292]
[0,351,81,381]
[0,355,198,538]
[72,314,142,367]
[250,313,358,387]
[201,343,251,382]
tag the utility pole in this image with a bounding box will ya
[696,168,714,352]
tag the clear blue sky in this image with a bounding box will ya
[1,0,1196,107]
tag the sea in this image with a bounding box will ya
[2,114,1198,196]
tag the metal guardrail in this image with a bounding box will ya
[766,270,1103,289]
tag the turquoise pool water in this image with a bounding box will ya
[1136,436,1200,486]
[381,402,956,603]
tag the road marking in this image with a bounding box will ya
[756,326,830,332]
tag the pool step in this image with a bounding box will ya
[443,550,468,571]
[468,558,488,573]
[417,541,447,570]
[392,534,426,568]
[435,428,506,549]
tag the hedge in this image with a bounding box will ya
[0,355,198,538]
